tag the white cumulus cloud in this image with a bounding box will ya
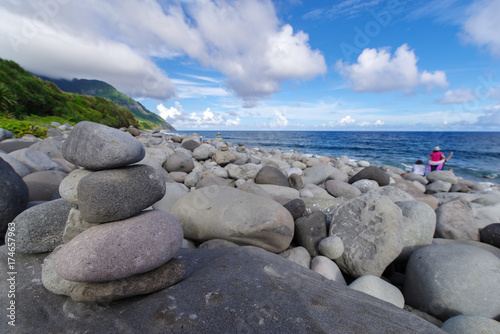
[461,0,500,57]
[156,102,240,128]
[439,89,476,104]
[270,110,290,128]
[336,44,448,93]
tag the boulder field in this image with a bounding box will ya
[2,120,500,333]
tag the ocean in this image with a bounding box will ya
[171,131,500,185]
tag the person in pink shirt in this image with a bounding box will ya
[427,146,453,172]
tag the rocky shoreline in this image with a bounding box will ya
[1,121,499,333]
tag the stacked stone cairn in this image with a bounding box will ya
[2,120,500,332]
[17,121,184,303]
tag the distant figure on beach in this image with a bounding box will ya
[412,160,426,176]
[427,146,453,172]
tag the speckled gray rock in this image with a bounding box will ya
[43,245,185,303]
[22,170,67,201]
[329,193,404,278]
[226,163,261,180]
[192,143,215,161]
[396,201,436,262]
[163,151,195,173]
[212,150,235,166]
[325,179,362,198]
[55,210,183,282]
[366,185,415,203]
[171,186,294,253]
[0,152,31,177]
[294,211,328,257]
[440,315,500,334]
[58,169,94,205]
[77,164,166,223]
[9,147,64,173]
[0,246,446,334]
[404,244,500,321]
[351,179,379,193]
[349,275,405,308]
[480,223,500,248]
[435,198,479,241]
[15,198,73,253]
[0,157,28,240]
[62,121,145,170]
[62,208,98,243]
[348,166,390,186]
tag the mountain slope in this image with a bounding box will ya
[0,58,139,129]
[39,77,175,131]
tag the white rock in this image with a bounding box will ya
[349,275,405,308]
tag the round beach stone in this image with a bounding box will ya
[435,197,479,241]
[171,185,294,253]
[480,223,500,248]
[192,143,215,161]
[54,210,184,282]
[15,198,73,253]
[281,198,306,221]
[426,170,458,184]
[77,164,166,223]
[59,169,94,205]
[310,256,347,285]
[22,170,67,201]
[351,179,379,193]
[440,315,500,334]
[294,211,328,257]
[164,151,195,173]
[329,193,404,278]
[325,179,362,199]
[0,157,29,239]
[318,236,344,260]
[279,246,311,268]
[349,275,405,308]
[0,152,31,177]
[288,173,303,190]
[62,121,145,170]
[226,163,261,180]
[348,166,390,186]
[255,165,289,187]
[181,139,201,152]
[9,147,64,173]
[404,244,500,321]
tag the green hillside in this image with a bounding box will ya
[39,77,175,131]
[0,58,141,135]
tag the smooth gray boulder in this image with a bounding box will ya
[404,244,500,321]
[152,182,188,213]
[318,235,344,260]
[426,180,452,194]
[30,137,64,159]
[435,198,479,241]
[329,193,404,278]
[226,163,261,180]
[258,184,300,200]
[15,199,73,253]
[0,157,28,240]
[255,165,289,187]
[0,246,445,334]
[396,201,436,262]
[426,170,458,184]
[164,151,195,173]
[54,210,183,282]
[192,143,215,160]
[351,179,379,193]
[0,152,31,177]
[310,255,347,285]
[325,179,362,198]
[9,147,64,173]
[22,170,67,201]
[278,246,311,268]
[62,121,145,170]
[77,164,166,223]
[349,275,405,308]
[473,202,500,229]
[440,315,500,334]
[171,186,294,253]
[348,166,390,186]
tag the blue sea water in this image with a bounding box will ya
[172,131,500,184]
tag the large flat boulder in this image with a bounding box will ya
[0,246,445,333]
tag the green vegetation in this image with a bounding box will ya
[39,76,175,131]
[0,58,149,137]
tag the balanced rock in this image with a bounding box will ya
[55,210,183,282]
[58,169,94,205]
[77,164,166,223]
[62,121,145,170]
[404,244,500,321]
[0,157,28,239]
[348,166,390,186]
[15,199,73,253]
[329,193,404,277]
[171,186,294,253]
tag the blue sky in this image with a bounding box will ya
[1,0,500,131]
